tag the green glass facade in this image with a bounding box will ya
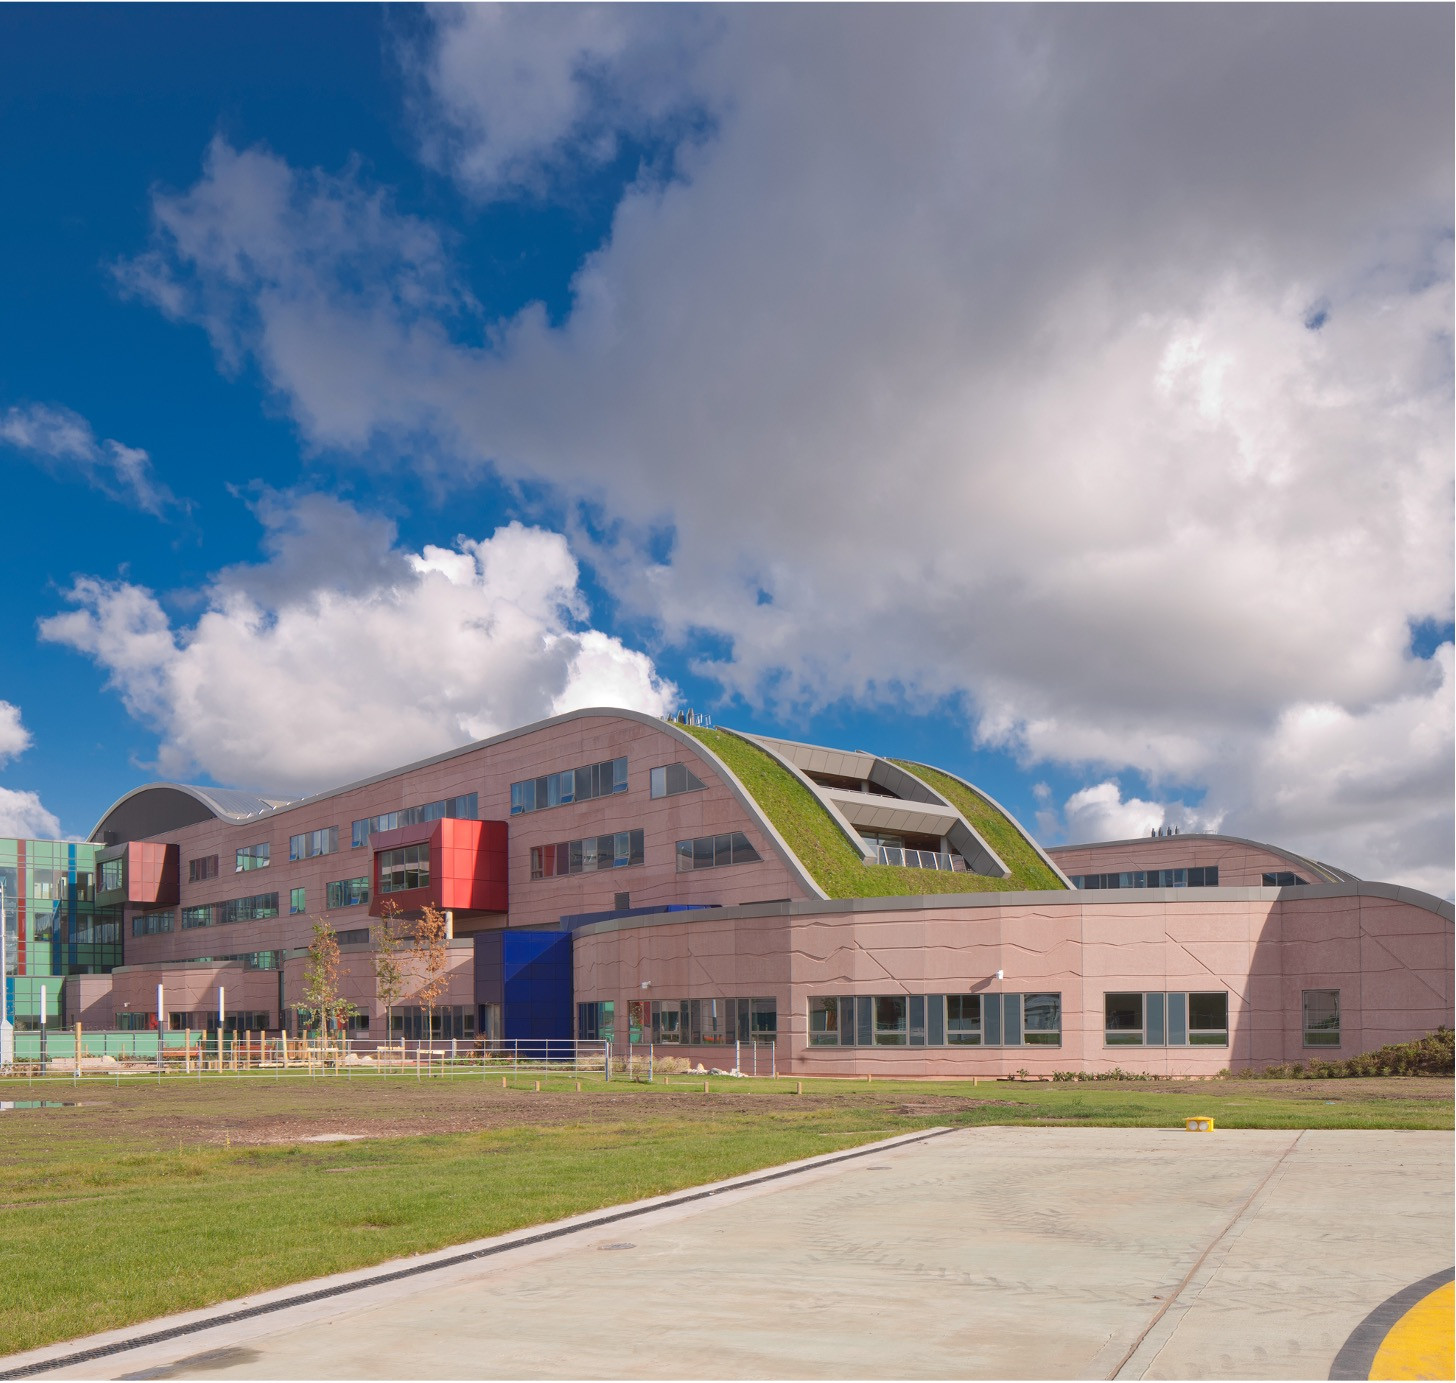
[1,838,122,1028]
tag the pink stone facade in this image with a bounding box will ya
[1048,833,1347,887]
[572,885,1453,1075]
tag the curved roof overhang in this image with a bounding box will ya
[90,783,288,845]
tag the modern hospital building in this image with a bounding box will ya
[3,708,1451,1075]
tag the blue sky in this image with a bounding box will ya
[0,6,1451,893]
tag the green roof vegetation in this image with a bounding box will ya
[891,761,1067,891]
[680,726,1064,897]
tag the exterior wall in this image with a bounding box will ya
[572,886,1454,1076]
[120,712,808,976]
[1048,834,1343,888]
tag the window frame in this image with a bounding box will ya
[1302,989,1341,1048]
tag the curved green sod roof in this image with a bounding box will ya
[680,726,1066,897]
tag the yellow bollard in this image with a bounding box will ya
[501,1075,507,1088]
[575,1080,582,1092]
[796,1080,803,1095]
[534,1080,541,1092]
[1185,1116,1216,1132]
[703,1080,710,1094]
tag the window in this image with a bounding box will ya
[32,869,54,900]
[1072,867,1219,889]
[378,843,430,894]
[1021,994,1062,1045]
[1187,992,1228,1045]
[946,995,982,1045]
[1262,871,1308,887]
[577,1000,614,1042]
[1105,993,1144,1044]
[289,827,339,861]
[809,996,843,1046]
[1303,989,1340,1047]
[188,855,219,883]
[235,843,270,872]
[387,1007,476,1040]
[874,995,908,1046]
[326,876,371,909]
[131,909,174,937]
[674,832,761,872]
[99,858,124,892]
[511,758,628,815]
[289,887,306,915]
[650,762,706,799]
[335,927,371,946]
[351,793,478,848]
[1100,991,1224,1047]
[217,893,279,925]
[806,994,1057,1047]
[531,829,645,879]
[652,1003,682,1043]
[652,998,776,1044]
[181,904,213,930]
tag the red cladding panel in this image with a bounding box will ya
[368,819,507,916]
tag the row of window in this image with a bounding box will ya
[181,892,280,929]
[378,844,429,894]
[236,843,270,872]
[326,876,371,909]
[26,868,96,901]
[675,832,761,872]
[531,830,646,879]
[652,997,777,1044]
[650,762,706,799]
[100,858,124,892]
[1104,992,1228,1045]
[1263,871,1309,886]
[351,793,478,849]
[1071,867,1220,889]
[132,909,175,937]
[512,757,628,816]
[575,997,778,1044]
[810,993,1065,1047]
[289,827,339,861]
[188,855,219,883]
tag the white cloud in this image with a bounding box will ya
[115,8,1454,889]
[0,789,61,841]
[1059,781,1223,845]
[0,703,31,764]
[0,403,180,517]
[38,495,676,795]
[0,704,62,839]
[403,3,709,199]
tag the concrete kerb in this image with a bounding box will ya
[0,1127,954,1380]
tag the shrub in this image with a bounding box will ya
[1242,1027,1453,1079]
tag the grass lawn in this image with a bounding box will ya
[681,726,1062,894]
[0,1071,1449,1357]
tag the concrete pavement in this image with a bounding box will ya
[3,1127,1450,1380]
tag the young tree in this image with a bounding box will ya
[374,901,408,1051]
[295,916,357,1055]
[409,903,451,1046]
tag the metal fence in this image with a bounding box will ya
[0,1032,783,1085]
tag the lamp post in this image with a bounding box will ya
[0,880,11,1070]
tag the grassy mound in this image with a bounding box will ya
[1246,1027,1454,1079]
[681,726,1063,897]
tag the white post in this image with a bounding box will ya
[218,985,226,1071]
[0,880,11,1069]
[156,982,165,1069]
[39,982,47,1071]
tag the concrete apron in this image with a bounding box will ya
[2,1128,1450,1381]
